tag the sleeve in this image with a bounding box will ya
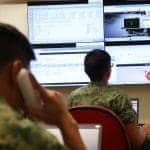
[67,92,75,107]
[110,93,137,124]
[0,104,65,150]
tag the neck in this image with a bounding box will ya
[102,79,109,85]
[0,74,9,99]
[0,73,24,112]
[91,79,108,85]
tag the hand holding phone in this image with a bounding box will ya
[17,68,42,109]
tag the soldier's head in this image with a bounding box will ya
[84,49,111,83]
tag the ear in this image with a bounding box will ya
[107,67,111,79]
[103,68,111,83]
[10,60,24,85]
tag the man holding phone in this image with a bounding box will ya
[0,23,85,150]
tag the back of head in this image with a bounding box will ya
[0,23,35,71]
[84,49,111,82]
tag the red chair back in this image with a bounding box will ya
[69,106,131,150]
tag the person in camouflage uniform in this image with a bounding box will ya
[68,81,136,124]
[67,49,150,149]
[0,23,85,150]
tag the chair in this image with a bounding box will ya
[69,105,131,150]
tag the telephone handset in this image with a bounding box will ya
[17,68,42,109]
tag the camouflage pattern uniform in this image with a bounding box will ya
[0,98,65,150]
[67,82,136,124]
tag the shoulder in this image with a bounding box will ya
[103,85,128,100]
[67,85,90,106]
[101,86,131,111]
[0,99,64,149]
[105,87,136,124]
[68,85,89,98]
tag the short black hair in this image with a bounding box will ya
[0,23,35,70]
[84,49,111,81]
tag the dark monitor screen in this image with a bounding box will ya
[124,18,140,29]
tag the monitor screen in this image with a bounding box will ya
[30,47,92,86]
[131,98,139,123]
[28,0,104,44]
[105,43,150,85]
[31,43,104,86]
[104,3,150,42]
[104,1,150,85]
[131,98,139,113]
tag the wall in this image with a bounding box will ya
[0,3,149,123]
[120,85,150,123]
[0,3,27,36]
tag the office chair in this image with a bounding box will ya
[69,105,131,150]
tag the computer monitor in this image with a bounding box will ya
[28,0,104,87]
[46,124,102,150]
[131,98,139,123]
[30,44,104,87]
[106,43,150,85]
[30,48,89,86]
[104,3,150,42]
[28,0,104,44]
